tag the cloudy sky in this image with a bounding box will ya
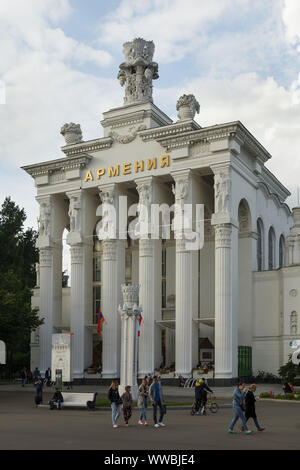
[1,0,300,236]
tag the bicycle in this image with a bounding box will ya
[191,394,219,415]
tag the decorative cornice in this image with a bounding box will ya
[61,138,113,157]
[139,120,200,143]
[140,121,272,164]
[22,154,92,178]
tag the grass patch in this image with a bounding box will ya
[259,392,300,401]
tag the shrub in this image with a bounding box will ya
[259,392,274,399]
[274,394,283,399]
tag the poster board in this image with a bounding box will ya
[51,333,72,382]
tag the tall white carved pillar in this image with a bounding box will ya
[67,190,92,379]
[39,247,54,373]
[138,238,155,376]
[172,170,196,377]
[211,165,238,380]
[36,195,62,374]
[135,178,159,377]
[98,184,124,378]
[118,284,141,400]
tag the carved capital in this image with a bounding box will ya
[39,248,53,267]
[121,283,140,309]
[102,239,117,261]
[139,238,154,257]
[215,224,232,249]
[70,245,84,264]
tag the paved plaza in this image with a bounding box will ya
[0,384,299,450]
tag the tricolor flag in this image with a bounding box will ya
[138,313,143,337]
[97,310,105,336]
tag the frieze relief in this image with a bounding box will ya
[214,171,231,215]
[37,199,52,238]
[68,195,82,233]
[109,124,146,144]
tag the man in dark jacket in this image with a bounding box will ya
[49,388,64,410]
[195,378,214,414]
[34,374,43,406]
[245,384,265,431]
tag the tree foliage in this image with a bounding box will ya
[0,197,43,376]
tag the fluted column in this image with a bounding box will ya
[175,238,193,376]
[66,190,93,379]
[138,238,155,376]
[211,163,238,380]
[99,184,125,378]
[101,239,119,378]
[214,224,238,378]
[36,195,62,375]
[39,247,54,373]
[171,170,196,377]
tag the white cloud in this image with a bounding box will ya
[98,0,250,63]
[0,0,117,229]
[156,71,300,206]
[282,0,300,45]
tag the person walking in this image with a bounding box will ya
[49,388,64,410]
[108,380,122,428]
[245,384,265,431]
[228,383,253,435]
[34,374,43,406]
[33,367,40,382]
[121,386,133,427]
[138,378,149,425]
[149,376,166,428]
[21,367,27,387]
[45,367,51,387]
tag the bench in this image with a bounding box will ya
[49,392,98,410]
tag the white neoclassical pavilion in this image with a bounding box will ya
[23,38,300,382]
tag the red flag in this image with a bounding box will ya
[138,313,143,337]
[97,310,105,336]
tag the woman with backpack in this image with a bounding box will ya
[108,380,122,428]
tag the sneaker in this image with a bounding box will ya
[228,429,237,434]
[258,427,265,432]
[125,423,129,427]
[144,421,149,426]
[154,424,160,428]
[113,424,118,428]
[138,420,143,425]
[245,430,254,435]
[158,422,166,427]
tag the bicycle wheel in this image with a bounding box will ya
[209,402,219,413]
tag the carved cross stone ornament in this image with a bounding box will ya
[118,38,159,105]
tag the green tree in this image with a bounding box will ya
[0,197,43,376]
[278,355,300,383]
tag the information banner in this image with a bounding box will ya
[51,333,72,382]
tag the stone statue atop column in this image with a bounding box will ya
[118,38,159,105]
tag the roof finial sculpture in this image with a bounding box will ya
[118,38,159,105]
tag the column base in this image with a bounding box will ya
[101,371,118,379]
